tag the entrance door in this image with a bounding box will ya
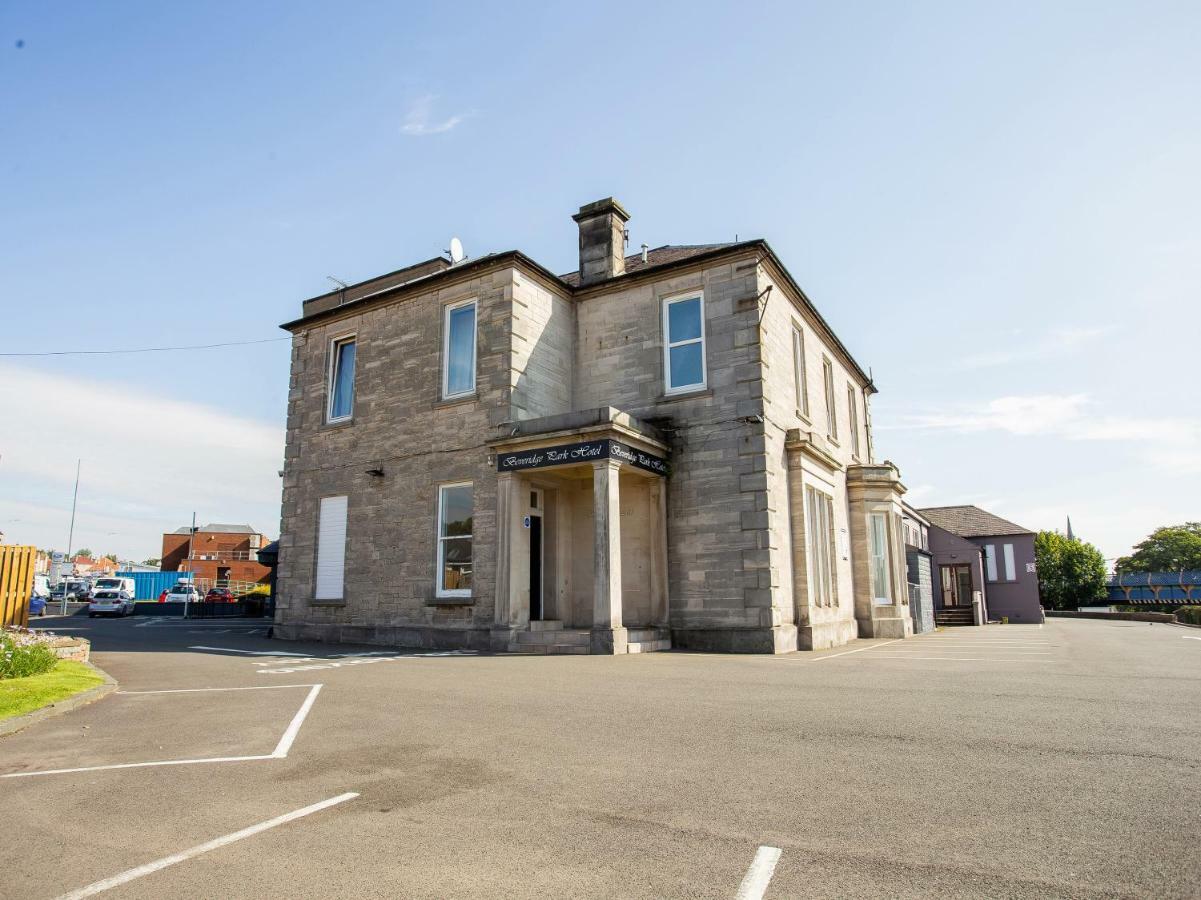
[529,515,543,620]
[940,565,973,606]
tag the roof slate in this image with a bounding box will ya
[558,244,735,287]
[918,505,1033,538]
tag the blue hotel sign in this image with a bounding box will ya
[497,439,668,476]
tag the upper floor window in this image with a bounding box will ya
[442,299,478,399]
[327,336,356,423]
[663,293,706,394]
[848,383,861,458]
[822,357,838,442]
[792,326,809,418]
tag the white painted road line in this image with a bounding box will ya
[735,845,782,900]
[270,684,322,757]
[864,655,1053,662]
[807,639,902,662]
[1184,636,1201,641]
[189,645,312,657]
[54,792,359,899]
[3,684,322,779]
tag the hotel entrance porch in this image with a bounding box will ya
[488,409,670,654]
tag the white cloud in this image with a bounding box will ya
[881,392,1201,472]
[400,94,471,136]
[954,326,1114,369]
[0,362,284,559]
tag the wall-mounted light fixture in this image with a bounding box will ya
[364,467,385,478]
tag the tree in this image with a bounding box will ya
[1034,530,1108,610]
[1115,523,1201,573]
[142,558,161,567]
[74,548,93,559]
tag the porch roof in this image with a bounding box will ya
[489,407,668,454]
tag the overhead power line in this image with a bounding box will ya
[0,336,291,358]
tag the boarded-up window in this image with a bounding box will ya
[315,496,348,600]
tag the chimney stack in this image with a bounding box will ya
[572,198,630,285]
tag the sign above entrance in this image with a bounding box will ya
[496,438,668,476]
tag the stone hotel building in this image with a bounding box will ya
[274,199,914,654]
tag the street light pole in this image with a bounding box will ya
[184,511,196,619]
[61,459,81,616]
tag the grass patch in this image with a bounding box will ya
[0,660,105,722]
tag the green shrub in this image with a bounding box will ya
[0,634,58,680]
[1175,606,1201,626]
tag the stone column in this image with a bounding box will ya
[490,472,521,650]
[591,459,627,654]
[650,479,670,627]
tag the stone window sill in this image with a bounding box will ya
[656,387,713,404]
[321,418,355,432]
[427,596,476,606]
[431,394,477,411]
[309,599,346,607]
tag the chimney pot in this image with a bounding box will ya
[572,198,630,285]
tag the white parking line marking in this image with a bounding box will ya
[54,792,359,899]
[189,646,312,657]
[270,684,321,757]
[118,684,319,694]
[1184,636,1201,641]
[806,639,902,662]
[864,655,1053,662]
[3,685,322,779]
[735,845,782,900]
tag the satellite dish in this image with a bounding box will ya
[448,236,465,264]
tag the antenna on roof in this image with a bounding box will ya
[446,237,466,264]
[326,276,349,290]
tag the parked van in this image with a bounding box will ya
[92,576,136,598]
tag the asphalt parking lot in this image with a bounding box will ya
[2,615,1198,899]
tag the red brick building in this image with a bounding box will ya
[161,524,272,586]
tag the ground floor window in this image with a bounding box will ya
[805,485,836,607]
[315,495,348,600]
[437,482,473,596]
[869,512,893,604]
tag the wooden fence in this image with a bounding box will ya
[0,545,36,629]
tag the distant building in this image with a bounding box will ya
[1106,571,1201,605]
[161,524,271,587]
[71,555,117,576]
[901,504,935,633]
[919,505,1043,625]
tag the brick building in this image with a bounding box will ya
[274,198,915,654]
[161,524,271,586]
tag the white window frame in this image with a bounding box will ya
[983,544,998,582]
[1003,543,1016,581]
[435,481,473,598]
[326,334,356,423]
[441,298,478,400]
[792,325,809,419]
[662,292,707,395]
[822,357,838,442]
[314,495,348,601]
[848,382,861,458]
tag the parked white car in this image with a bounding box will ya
[165,583,203,603]
[88,589,136,617]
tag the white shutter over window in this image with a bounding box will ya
[315,495,348,600]
[1003,543,1016,581]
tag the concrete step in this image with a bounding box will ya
[627,627,670,643]
[515,628,590,646]
[627,638,671,653]
[507,642,589,655]
[528,619,563,632]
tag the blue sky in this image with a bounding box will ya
[1,1,1198,563]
